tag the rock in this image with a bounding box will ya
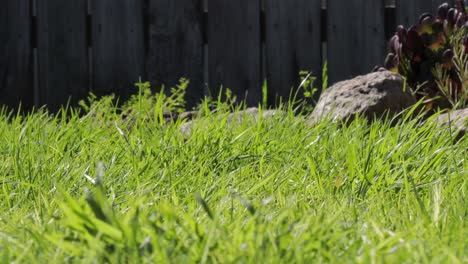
[179,111,199,120]
[308,71,416,124]
[435,108,468,140]
[224,107,280,123]
[180,107,284,137]
[160,111,198,123]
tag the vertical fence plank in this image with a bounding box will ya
[208,0,261,105]
[0,1,33,109]
[327,0,386,84]
[91,0,145,99]
[264,0,322,104]
[37,0,88,110]
[148,0,204,107]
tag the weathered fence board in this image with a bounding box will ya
[0,1,33,109]
[37,0,88,110]
[91,0,145,98]
[327,0,386,84]
[208,0,261,105]
[264,0,322,104]
[148,0,204,107]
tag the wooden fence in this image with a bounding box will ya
[0,0,456,110]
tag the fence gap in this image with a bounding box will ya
[32,0,39,108]
[260,0,267,92]
[321,0,327,72]
[384,5,396,41]
[86,0,92,94]
[203,0,209,97]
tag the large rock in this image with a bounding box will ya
[435,108,468,140]
[308,71,416,124]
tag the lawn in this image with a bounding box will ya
[0,83,467,263]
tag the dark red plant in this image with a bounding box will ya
[383,1,467,109]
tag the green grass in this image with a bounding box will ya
[0,84,467,263]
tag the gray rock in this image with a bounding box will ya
[436,108,468,140]
[180,107,284,137]
[308,71,416,124]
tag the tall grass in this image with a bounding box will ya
[0,82,466,263]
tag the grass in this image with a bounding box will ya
[0,83,467,263]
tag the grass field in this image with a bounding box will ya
[0,84,467,263]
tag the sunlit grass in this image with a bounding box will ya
[0,83,466,263]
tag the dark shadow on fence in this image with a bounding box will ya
[0,0,446,112]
